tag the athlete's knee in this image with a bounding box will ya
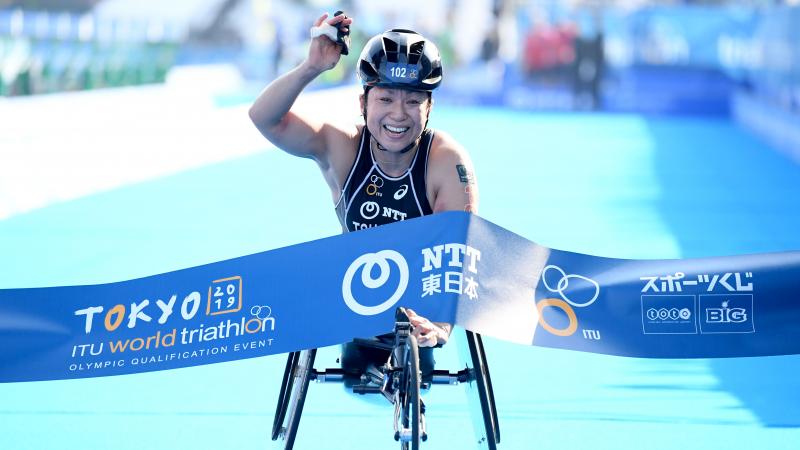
[340,342,366,375]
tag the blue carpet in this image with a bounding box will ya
[2,102,799,449]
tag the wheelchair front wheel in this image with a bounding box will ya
[476,333,500,443]
[280,348,317,450]
[466,331,499,449]
[272,351,299,440]
[398,334,421,450]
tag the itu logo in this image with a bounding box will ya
[366,175,384,197]
[536,265,600,337]
[541,265,600,308]
[250,305,273,320]
[342,250,409,316]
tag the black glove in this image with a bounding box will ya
[333,10,351,56]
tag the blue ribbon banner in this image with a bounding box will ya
[1,212,799,383]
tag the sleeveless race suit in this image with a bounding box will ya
[335,127,434,232]
[334,126,436,379]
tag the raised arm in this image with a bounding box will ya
[248,13,353,162]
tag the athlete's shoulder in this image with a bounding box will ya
[322,123,361,169]
[428,128,472,168]
[424,128,478,213]
[326,122,362,148]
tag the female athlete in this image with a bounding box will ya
[248,12,479,377]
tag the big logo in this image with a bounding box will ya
[342,250,409,316]
[699,294,754,334]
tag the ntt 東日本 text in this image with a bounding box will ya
[420,243,481,299]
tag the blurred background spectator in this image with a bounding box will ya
[1,0,798,121]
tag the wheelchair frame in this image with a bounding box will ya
[271,312,500,450]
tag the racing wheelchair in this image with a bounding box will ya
[271,308,500,449]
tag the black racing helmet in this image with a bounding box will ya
[357,29,443,92]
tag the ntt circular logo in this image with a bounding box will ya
[360,201,380,220]
[342,250,409,316]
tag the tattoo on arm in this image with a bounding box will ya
[456,164,475,184]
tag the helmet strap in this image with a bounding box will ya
[376,138,418,154]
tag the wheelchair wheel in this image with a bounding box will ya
[279,348,317,450]
[399,334,421,450]
[466,331,499,449]
[474,333,500,443]
[272,351,299,440]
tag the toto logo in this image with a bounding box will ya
[647,307,692,321]
[342,250,409,316]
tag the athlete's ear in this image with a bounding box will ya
[359,92,366,117]
[425,94,433,122]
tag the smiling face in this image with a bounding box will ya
[361,87,432,152]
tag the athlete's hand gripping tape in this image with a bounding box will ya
[309,11,351,55]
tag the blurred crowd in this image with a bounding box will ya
[0,8,179,96]
[1,0,799,116]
